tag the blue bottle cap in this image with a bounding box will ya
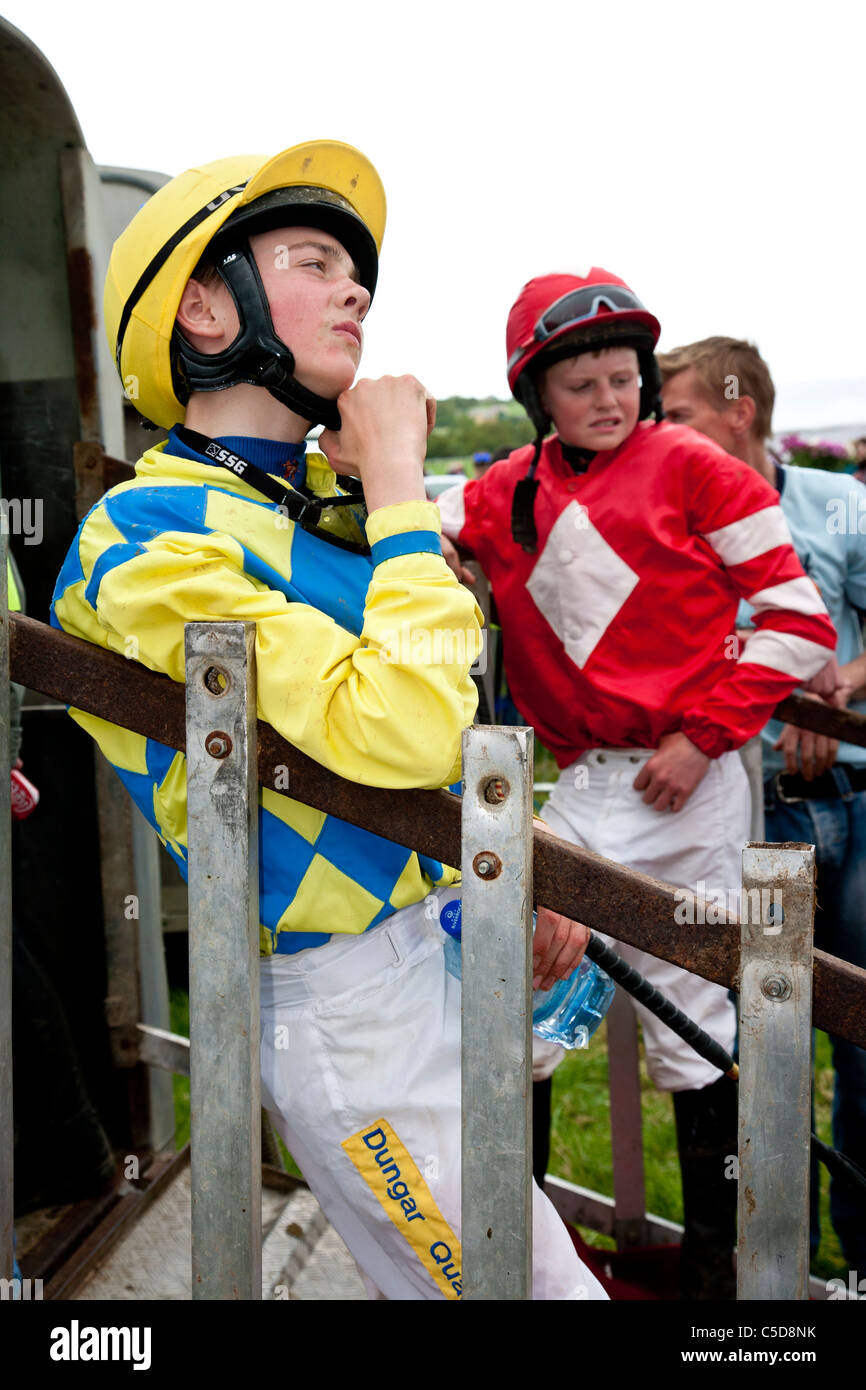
[440,899,463,938]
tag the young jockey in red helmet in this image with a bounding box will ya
[438,267,839,1298]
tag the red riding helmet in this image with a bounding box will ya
[507,268,662,435]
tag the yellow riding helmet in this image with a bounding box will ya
[105,140,386,430]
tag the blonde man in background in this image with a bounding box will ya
[660,337,866,1271]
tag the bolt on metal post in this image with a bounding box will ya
[737,842,814,1301]
[461,726,534,1300]
[185,622,261,1300]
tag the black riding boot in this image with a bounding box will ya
[672,1074,738,1300]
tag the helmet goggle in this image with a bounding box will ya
[508,283,651,376]
[535,283,648,339]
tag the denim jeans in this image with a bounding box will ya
[764,766,866,1269]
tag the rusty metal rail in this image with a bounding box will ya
[773,692,866,745]
[9,610,866,1049]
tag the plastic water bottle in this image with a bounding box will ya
[438,899,614,1050]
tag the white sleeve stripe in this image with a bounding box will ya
[746,575,828,618]
[436,485,466,539]
[738,629,832,679]
[701,505,793,567]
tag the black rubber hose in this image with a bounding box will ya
[584,931,737,1077]
[584,931,866,1199]
[810,1132,866,1197]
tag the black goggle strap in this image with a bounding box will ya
[640,353,665,422]
[174,426,367,533]
[510,435,544,553]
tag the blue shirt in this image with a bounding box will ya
[738,463,866,771]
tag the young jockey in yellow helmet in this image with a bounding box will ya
[52,141,605,1300]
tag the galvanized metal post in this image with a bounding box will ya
[186,622,261,1300]
[737,843,814,1301]
[0,534,13,1282]
[461,725,533,1300]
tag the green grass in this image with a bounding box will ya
[549,1019,846,1281]
[551,1021,680,1247]
[811,1031,848,1279]
[169,988,190,1151]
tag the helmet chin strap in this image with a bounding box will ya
[174,244,344,431]
[251,350,343,432]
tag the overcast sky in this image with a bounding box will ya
[4,0,865,431]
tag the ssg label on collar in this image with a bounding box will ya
[342,1118,463,1298]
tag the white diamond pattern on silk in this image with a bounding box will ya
[526,504,639,669]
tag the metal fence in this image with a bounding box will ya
[178,623,818,1300]
[4,607,865,1298]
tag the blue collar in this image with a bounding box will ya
[167,426,307,486]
